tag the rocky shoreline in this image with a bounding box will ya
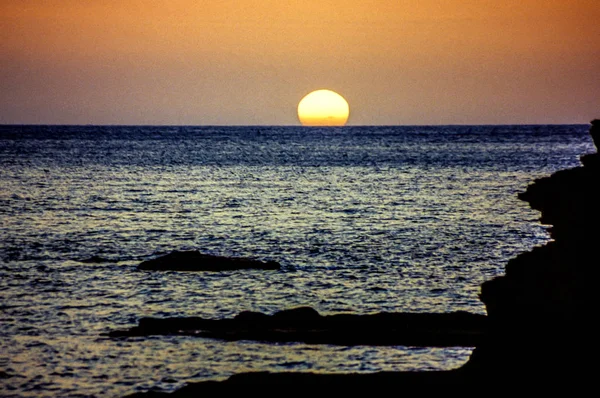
[465,119,600,382]
[108,306,487,347]
[137,250,280,271]
[119,120,599,393]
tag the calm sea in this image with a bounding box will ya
[0,125,593,396]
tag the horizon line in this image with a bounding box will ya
[0,122,592,128]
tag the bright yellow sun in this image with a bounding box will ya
[297,89,350,126]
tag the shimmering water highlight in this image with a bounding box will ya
[0,125,592,397]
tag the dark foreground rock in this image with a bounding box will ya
[464,120,600,380]
[123,121,600,393]
[109,306,486,347]
[137,250,280,271]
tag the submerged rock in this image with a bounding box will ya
[137,250,280,272]
[109,306,486,347]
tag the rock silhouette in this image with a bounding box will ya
[121,121,600,393]
[137,250,280,272]
[466,119,600,382]
[109,306,486,347]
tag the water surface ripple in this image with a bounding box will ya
[0,125,592,397]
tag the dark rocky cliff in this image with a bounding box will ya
[466,119,600,382]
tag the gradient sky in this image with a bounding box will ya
[1,0,598,125]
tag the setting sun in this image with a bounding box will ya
[297,90,350,126]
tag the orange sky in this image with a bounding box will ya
[1,0,598,125]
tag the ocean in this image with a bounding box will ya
[0,124,593,396]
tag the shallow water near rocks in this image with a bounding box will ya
[0,125,593,397]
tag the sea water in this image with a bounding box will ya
[0,125,593,396]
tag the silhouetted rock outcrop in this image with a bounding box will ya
[466,120,600,382]
[122,121,600,393]
[137,250,280,271]
[109,306,486,347]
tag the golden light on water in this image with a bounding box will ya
[297,90,350,126]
